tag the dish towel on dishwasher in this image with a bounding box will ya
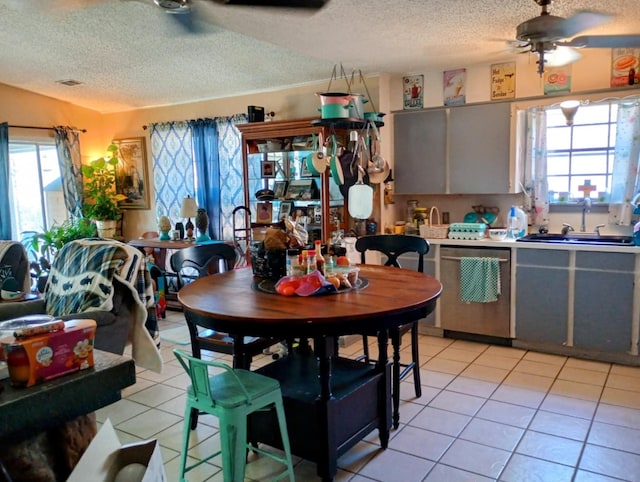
[459,257,501,303]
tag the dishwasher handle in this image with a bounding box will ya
[441,256,509,262]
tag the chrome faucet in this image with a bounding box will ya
[580,197,592,232]
[593,224,605,236]
[561,223,574,236]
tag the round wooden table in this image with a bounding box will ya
[178,265,442,482]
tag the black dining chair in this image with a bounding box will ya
[355,234,429,429]
[170,243,282,428]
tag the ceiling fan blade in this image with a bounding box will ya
[560,34,640,49]
[166,9,212,34]
[209,0,327,8]
[557,10,611,38]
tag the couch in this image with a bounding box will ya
[0,239,162,373]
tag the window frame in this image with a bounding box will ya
[513,89,640,214]
[8,136,63,239]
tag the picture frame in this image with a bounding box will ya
[261,160,276,178]
[256,202,273,224]
[285,179,317,200]
[403,75,424,110]
[278,201,293,220]
[113,137,150,209]
[300,158,313,178]
[273,180,288,199]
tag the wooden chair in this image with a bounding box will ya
[170,243,282,429]
[355,234,429,429]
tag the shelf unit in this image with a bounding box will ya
[237,118,348,244]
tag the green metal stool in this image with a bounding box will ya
[173,349,295,482]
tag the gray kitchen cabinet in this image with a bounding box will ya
[573,251,636,353]
[393,102,512,194]
[515,249,570,345]
[449,103,511,193]
[394,109,446,194]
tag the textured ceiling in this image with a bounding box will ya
[0,0,639,114]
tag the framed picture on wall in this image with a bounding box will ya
[113,137,150,209]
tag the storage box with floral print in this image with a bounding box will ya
[1,319,96,387]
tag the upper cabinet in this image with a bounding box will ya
[394,109,446,194]
[237,119,346,244]
[394,102,513,194]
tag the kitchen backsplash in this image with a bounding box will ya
[389,193,632,236]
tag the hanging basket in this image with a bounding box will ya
[419,206,449,239]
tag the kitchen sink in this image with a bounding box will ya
[517,233,634,246]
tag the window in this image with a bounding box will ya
[8,141,65,239]
[546,102,617,204]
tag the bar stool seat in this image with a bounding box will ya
[173,349,295,482]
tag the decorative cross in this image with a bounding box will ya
[578,179,597,198]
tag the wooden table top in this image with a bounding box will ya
[178,265,442,337]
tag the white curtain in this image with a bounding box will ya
[522,106,549,227]
[608,100,640,226]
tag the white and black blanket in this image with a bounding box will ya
[44,239,162,373]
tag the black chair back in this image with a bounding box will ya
[355,234,429,273]
[170,243,237,289]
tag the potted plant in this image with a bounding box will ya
[25,218,97,292]
[82,143,127,238]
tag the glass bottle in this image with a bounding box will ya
[314,240,325,274]
[407,199,419,223]
[306,250,317,274]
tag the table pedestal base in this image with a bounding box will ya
[250,353,391,482]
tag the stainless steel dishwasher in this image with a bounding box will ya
[439,246,511,339]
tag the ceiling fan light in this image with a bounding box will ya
[560,100,580,126]
[545,46,582,67]
[154,0,190,13]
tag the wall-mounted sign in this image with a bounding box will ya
[490,62,516,100]
[403,75,424,110]
[611,48,639,87]
[544,66,572,95]
[443,68,466,106]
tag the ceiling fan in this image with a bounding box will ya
[513,0,640,76]
[154,0,327,10]
[153,0,328,33]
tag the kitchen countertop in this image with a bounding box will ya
[422,236,640,253]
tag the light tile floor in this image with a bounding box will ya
[97,311,640,482]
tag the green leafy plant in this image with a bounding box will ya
[82,144,127,221]
[24,218,97,291]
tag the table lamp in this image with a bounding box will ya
[180,195,198,240]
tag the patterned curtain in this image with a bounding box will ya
[522,107,549,227]
[608,100,640,226]
[217,114,247,241]
[188,118,219,239]
[0,122,9,239]
[149,122,194,225]
[54,126,84,219]
[150,116,246,242]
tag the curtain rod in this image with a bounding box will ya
[8,124,87,133]
[141,112,264,130]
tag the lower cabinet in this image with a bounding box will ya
[573,251,636,353]
[515,248,638,356]
[515,249,570,345]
